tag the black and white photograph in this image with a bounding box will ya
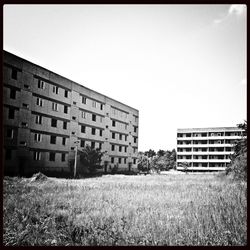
[3,4,247,246]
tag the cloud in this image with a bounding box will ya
[213,4,246,25]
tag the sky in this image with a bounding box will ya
[3,4,247,152]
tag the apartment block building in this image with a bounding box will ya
[176,127,244,171]
[3,51,139,176]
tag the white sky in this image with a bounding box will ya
[3,4,247,152]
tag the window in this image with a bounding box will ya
[134,126,137,133]
[38,79,45,89]
[99,143,102,149]
[49,152,56,161]
[82,111,86,118]
[81,125,86,133]
[119,134,122,140]
[35,115,42,124]
[10,89,16,99]
[119,158,121,164]
[51,119,57,127]
[64,90,68,98]
[134,137,137,143]
[72,116,76,120]
[73,101,77,105]
[6,128,14,139]
[34,151,41,161]
[8,108,15,119]
[92,128,96,135]
[112,120,116,127]
[34,133,42,142]
[124,147,127,153]
[22,103,29,109]
[11,68,17,80]
[52,102,58,111]
[125,124,128,130]
[92,101,96,108]
[62,137,66,145]
[64,106,68,114]
[36,97,43,107]
[24,84,30,89]
[61,153,66,162]
[82,96,87,104]
[112,132,115,139]
[99,130,103,136]
[91,141,95,149]
[71,147,75,150]
[119,146,122,152]
[124,158,127,164]
[125,135,127,141]
[21,122,28,127]
[5,149,12,160]
[111,157,114,163]
[50,135,56,144]
[100,104,103,110]
[80,140,85,148]
[92,114,96,122]
[133,158,136,164]
[20,141,26,146]
[52,85,59,94]
[112,145,115,151]
[72,132,76,135]
[63,121,67,129]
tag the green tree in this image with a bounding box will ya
[137,152,149,173]
[78,145,104,175]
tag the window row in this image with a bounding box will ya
[111,144,128,153]
[111,119,128,130]
[78,140,102,150]
[80,125,103,136]
[37,79,69,98]
[111,132,128,141]
[177,132,242,138]
[80,95,104,111]
[110,107,128,119]
[80,111,103,123]
[34,151,67,162]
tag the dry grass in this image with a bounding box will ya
[3,173,247,246]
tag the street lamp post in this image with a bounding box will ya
[74,140,80,178]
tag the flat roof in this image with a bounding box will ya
[177,127,243,132]
[3,50,139,113]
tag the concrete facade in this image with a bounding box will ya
[176,127,244,171]
[3,51,139,176]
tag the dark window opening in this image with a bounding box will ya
[10,89,16,99]
[64,90,68,98]
[99,130,103,136]
[111,157,114,163]
[8,108,15,119]
[112,120,116,127]
[49,152,56,161]
[61,153,66,162]
[63,121,67,129]
[62,137,66,145]
[64,106,68,114]
[50,136,56,144]
[5,149,12,160]
[6,128,13,138]
[81,125,85,133]
[112,132,115,139]
[112,145,115,151]
[92,128,96,135]
[81,140,85,147]
[51,119,57,127]
[92,114,96,122]
[119,158,121,164]
[11,69,17,80]
[91,141,95,149]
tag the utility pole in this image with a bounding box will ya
[74,140,80,178]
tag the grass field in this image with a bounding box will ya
[3,172,247,246]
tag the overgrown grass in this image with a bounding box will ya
[3,173,247,246]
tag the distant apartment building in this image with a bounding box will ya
[3,51,139,176]
[176,127,244,171]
